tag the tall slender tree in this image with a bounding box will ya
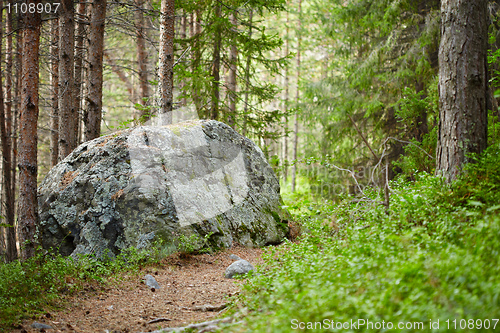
[135,0,150,120]
[74,0,87,146]
[50,16,59,167]
[158,0,175,124]
[18,0,42,260]
[84,0,107,141]
[436,0,489,182]
[282,9,290,183]
[0,0,17,261]
[291,0,301,193]
[227,11,238,127]
[58,0,75,160]
[211,3,222,121]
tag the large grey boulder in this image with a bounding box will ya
[38,120,289,258]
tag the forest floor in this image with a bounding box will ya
[12,247,263,333]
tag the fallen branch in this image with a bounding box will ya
[146,317,238,333]
[147,318,172,324]
[192,303,228,312]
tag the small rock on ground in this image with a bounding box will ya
[225,260,254,278]
[31,322,53,329]
[145,274,161,289]
[229,254,242,261]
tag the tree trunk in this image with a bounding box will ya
[0,1,17,262]
[135,0,150,120]
[282,9,289,184]
[291,0,301,193]
[74,1,87,147]
[13,12,23,205]
[437,0,488,182]
[179,9,187,107]
[211,3,222,121]
[158,0,174,124]
[84,0,107,141]
[242,9,253,136]
[18,0,41,260]
[227,12,238,127]
[58,0,75,160]
[50,17,59,167]
[193,9,203,118]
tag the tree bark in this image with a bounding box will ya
[13,12,23,205]
[58,0,75,160]
[84,0,107,141]
[18,0,41,260]
[192,9,203,118]
[179,9,187,107]
[50,17,59,167]
[158,0,174,124]
[1,1,17,262]
[135,0,150,120]
[437,0,488,182]
[242,9,253,136]
[282,9,289,184]
[227,12,238,127]
[210,3,222,121]
[291,0,301,193]
[74,0,87,147]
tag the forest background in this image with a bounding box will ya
[0,0,500,331]
[1,0,500,261]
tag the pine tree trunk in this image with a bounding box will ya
[242,9,253,136]
[13,13,22,203]
[158,0,174,124]
[74,1,86,147]
[18,1,41,260]
[58,0,75,159]
[211,3,222,121]
[50,17,59,167]
[179,9,187,107]
[84,0,107,141]
[193,9,203,118]
[437,0,488,182]
[135,0,150,120]
[0,2,17,262]
[282,9,289,184]
[291,0,301,193]
[227,12,238,127]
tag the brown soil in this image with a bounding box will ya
[13,247,264,333]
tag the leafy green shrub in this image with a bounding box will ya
[0,244,162,331]
[233,150,500,332]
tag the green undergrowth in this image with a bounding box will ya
[0,245,164,331]
[234,144,500,332]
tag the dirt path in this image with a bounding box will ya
[13,247,263,333]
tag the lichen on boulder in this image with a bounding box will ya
[38,120,289,258]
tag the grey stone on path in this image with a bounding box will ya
[38,120,290,258]
[225,259,254,278]
[144,274,160,289]
[229,254,242,261]
[31,322,53,329]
